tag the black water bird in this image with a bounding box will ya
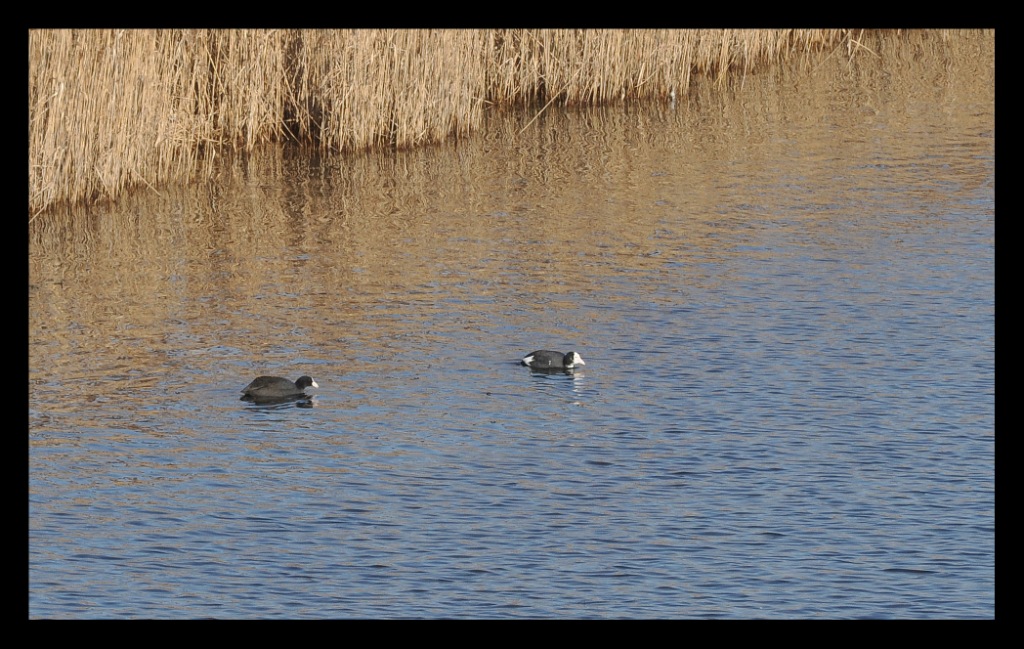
[521,350,586,370]
[241,375,319,400]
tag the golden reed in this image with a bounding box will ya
[28,29,911,215]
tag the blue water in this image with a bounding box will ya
[29,43,994,618]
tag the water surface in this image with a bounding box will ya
[29,34,994,618]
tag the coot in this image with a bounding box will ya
[241,375,319,400]
[521,350,585,370]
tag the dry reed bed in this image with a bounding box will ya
[30,29,860,215]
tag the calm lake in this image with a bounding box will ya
[29,34,994,618]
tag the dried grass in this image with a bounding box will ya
[30,28,951,215]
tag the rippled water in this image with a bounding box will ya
[29,36,993,618]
